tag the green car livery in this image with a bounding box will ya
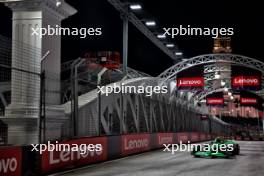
[191,137,240,158]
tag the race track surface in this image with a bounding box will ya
[53,141,264,176]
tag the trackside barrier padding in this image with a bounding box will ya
[175,132,189,143]
[41,137,108,174]
[107,136,121,160]
[0,146,22,176]
[190,132,200,142]
[121,134,151,156]
[244,137,250,141]
[207,134,210,140]
[0,132,216,175]
[155,133,174,148]
[200,133,206,141]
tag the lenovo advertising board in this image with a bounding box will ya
[0,147,22,176]
[206,98,224,105]
[177,77,204,90]
[175,132,189,144]
[232,76,261,90]
[200,133,206,141]
[240,98,257,105]
[121,134,151,156]
[190,132,200,142]
[41,137,107,174]
[156,133,174,148]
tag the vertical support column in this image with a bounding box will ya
[135,94,140,132]
[122,16,128,76]
[120,86,123,134]
[149,98,153,133]
[10,11,42,115]
[3,7,43,145]
[123,94,127,133]
[1,0,76,145]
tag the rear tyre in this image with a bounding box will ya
[234,144,240,155]
[224,151,232,159]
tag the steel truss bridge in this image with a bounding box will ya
[57,53,263,138]
[1,53,263,138]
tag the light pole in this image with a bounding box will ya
[122,12,128,76]
[121,3,143,76]
[120,75,127,135]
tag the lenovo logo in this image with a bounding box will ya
[41,137,107,174]
[240,98,257,104]
[121,134,150,155]
[49,149,103,165]
[179,135,188,142]
[180,136,188,141]
[0,147,21,176]
[232,76,260,86]
[0,158,17,174]
[124,138,149,150]
[206,98,224,105]
[158,136,173,145]
[177,77,204,87]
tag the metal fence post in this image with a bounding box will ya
[70,58,85,137]
[39,71,46,143]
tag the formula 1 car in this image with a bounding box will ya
[211,137,240,155]
[191,137,240,158]
[191,144,232,158]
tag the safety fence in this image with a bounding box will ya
[0,35,63,144]
[0,131,250,176]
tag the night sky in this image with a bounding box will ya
[0,0,263,76]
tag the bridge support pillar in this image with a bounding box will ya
[0,0,76,145]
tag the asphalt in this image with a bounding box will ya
[53,141,264,176]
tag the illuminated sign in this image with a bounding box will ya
[206,98,224,105]
[240,98,257,104]
[232,76,260,87]
[177,77,204,89]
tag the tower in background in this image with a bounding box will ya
[213,37,232,53]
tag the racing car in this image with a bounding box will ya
[191,137,240,158]
[212,137,240,155]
